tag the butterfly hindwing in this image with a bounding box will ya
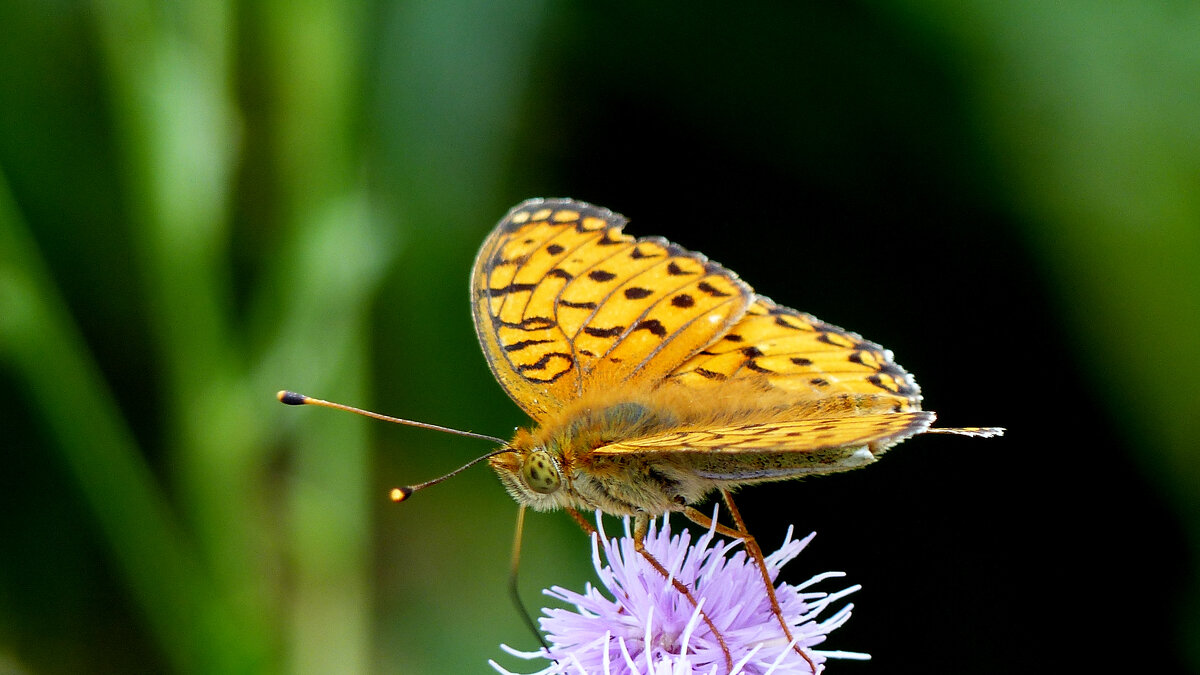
[666,298,922,412]
[589,411,935,481]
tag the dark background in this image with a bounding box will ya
[1,2,1197,674]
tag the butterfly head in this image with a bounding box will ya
[488,400,672,513]
[519,450,562,494]
[489,430,569,511]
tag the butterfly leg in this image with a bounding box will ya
[632,511,734,673]
[563,505,598,535]
[509,506,550,651]
[564,507,734,673]
[682,492,819,674]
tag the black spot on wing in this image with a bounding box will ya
[869,374,898,393]
[634,319,667,337]
[774,315,801,329]
[745,360,773,374]
[497,253,532,267]
[876,363,920,396]
[697,281,731,297]
[630,245,663,260]
[561,299,598,309]
[667,261,695,276]
[504,339,553,352]
[499,316,556,330]
[584,325,625,338]
[490,282,538,296]
[671,294,695,308]
[516,352,574,381]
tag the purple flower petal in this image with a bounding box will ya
[493,508,868,675]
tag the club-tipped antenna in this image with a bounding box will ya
[277,390,513,502]
[925,426,1005,438]
[277,390,508,445]
[388,447,513,502]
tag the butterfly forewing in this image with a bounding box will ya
[472,199,753,421]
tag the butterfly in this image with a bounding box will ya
[281,197,1002,672]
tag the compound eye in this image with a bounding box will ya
[521,451,561,495]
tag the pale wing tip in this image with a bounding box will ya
[926,426,1005,438]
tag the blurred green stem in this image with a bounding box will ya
[254,0,377,672]
[90,0,392,670]
[88,0,281,670]
[0,169,232,673]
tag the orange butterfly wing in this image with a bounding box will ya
[666,297,923,413]
[472,199,753,421]
[595,408,931,458]
[475,199,1001,491]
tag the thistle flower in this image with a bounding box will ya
[492,510,868,675]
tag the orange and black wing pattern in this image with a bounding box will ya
[666,297,923,413]
[592,411,934,461]
[471,199,753,421]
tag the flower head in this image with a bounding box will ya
[492,509,868,675]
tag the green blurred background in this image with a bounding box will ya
[2,1,1198,673]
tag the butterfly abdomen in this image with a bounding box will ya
[681,446,878,483]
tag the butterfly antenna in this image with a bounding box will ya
[387,448,512,503]
[276,390,513,502]
[926,426,1006,438]
[277,390,508,445]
